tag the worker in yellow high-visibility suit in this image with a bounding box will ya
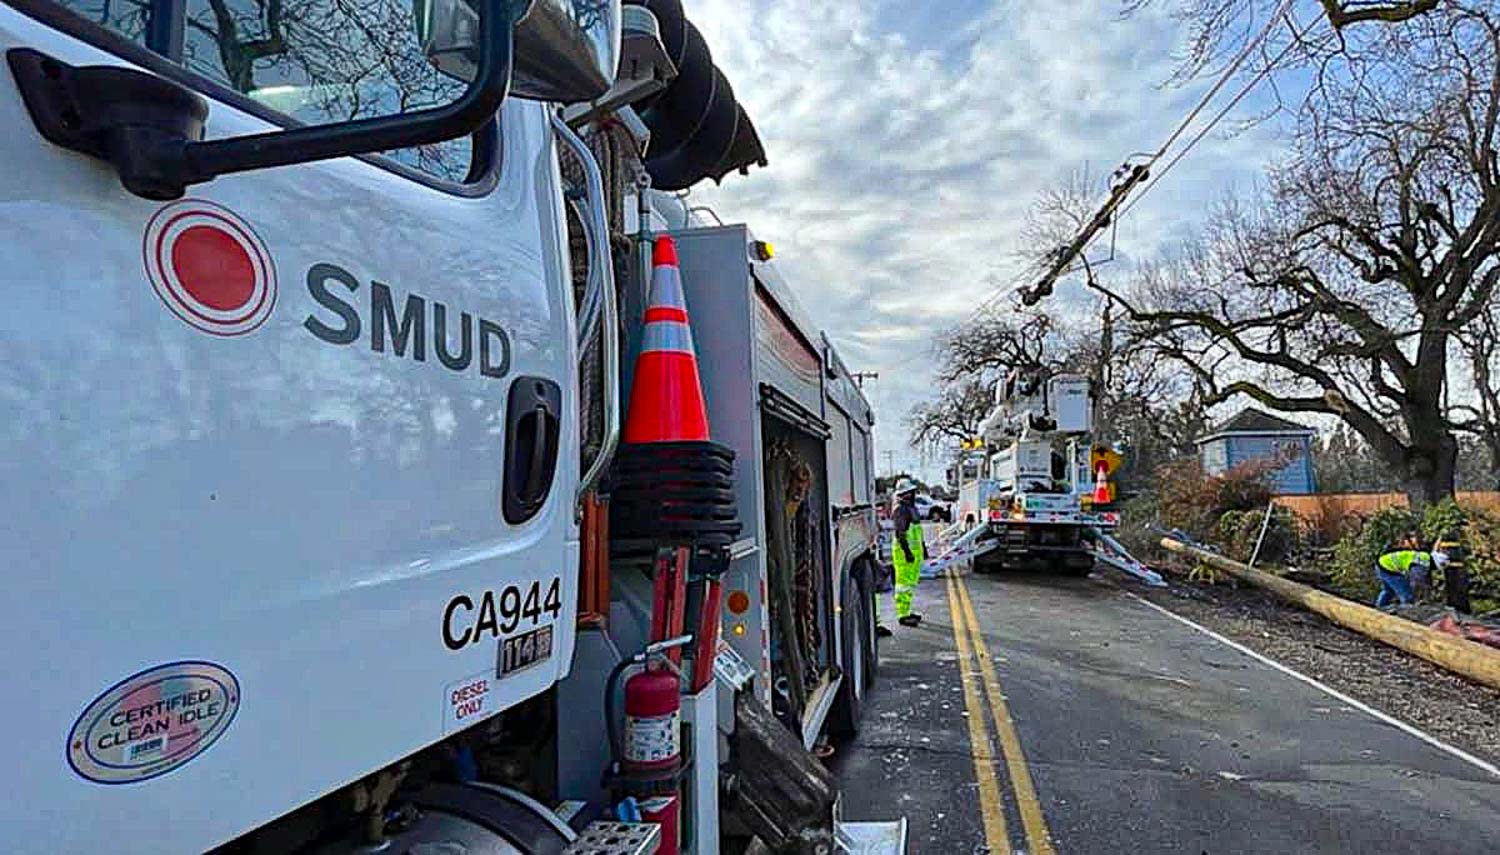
[1375,546,1449,609]
[889,479,925,628]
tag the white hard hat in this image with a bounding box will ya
[895,478,919,496]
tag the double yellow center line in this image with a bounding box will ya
[944,573,1057,855]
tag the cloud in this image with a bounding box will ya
[680,0,1288,478]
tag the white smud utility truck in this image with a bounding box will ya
[943,369,1160,584]
[0,0,901,851]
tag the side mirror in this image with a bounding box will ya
[420,0,620,103]
[416,0,486,83]
[511,0,622,103]
[9,0,619,199]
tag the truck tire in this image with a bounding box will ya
[856,559,879,689]
[830,573,869,737]
[1057,553,1095,576]
[973,553,1003,575]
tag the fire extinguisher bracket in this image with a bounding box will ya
[603,739,695,791]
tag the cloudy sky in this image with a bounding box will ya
[680,0,1296,479]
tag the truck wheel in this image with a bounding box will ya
[830,575,867,737]
[1056,554,1095,577]
[857,559,879,689]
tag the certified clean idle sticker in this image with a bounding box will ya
[67,661,240,784]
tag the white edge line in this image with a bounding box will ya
[1125,592,1500,780]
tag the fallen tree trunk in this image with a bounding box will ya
[1160,538,1500,692]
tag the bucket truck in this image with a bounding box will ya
[941,370,1162,585]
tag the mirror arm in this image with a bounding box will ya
[183,0,521,184]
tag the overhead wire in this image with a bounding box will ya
[1117,10,1316,221]
[964,0,1304,322]
[1147,0,1299,162]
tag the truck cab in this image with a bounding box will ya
[0,0,612,850]
[0,0,900,851]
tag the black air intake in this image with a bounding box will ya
[626,0,767,190]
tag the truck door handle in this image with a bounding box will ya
[522,404,551,501]
[503,377,562,524]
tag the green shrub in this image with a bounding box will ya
[1421,498,1468,544]
[1324,500,1500,606]
[1421,500,1500,605]
[1217,506,1302,566]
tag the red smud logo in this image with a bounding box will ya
[144,199,277,336]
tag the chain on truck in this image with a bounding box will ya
[0,0,905,852]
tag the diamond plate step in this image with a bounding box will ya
[562,821,661,855]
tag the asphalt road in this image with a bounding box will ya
[832,569,1500,854]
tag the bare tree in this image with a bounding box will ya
[1075,5,1500,506]
[910,298,1208,483]
[1126,0,1444,87]
[906,377,993,451]
[932,311,1060,384]
[1453,300,1500,483]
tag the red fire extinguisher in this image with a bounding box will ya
[623,663,681,853]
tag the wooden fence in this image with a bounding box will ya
[1275,492,1500,538]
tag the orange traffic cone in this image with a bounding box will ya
[623,236,710,443]
[1092,463,1111,505]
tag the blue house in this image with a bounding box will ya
[1197,408,1317,495]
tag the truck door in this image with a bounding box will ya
[0,2,579,851]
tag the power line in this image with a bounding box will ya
[968,257,1049,321]
[1116,19,1308,222]
[1149,0,1298,161]
[1006,0,1302,308]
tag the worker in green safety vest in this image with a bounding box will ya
[1375,545,1449,609]
[888,479,925,629]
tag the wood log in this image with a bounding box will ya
[1161,538,1500,691]
[726,691,836,855]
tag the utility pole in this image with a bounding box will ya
[1019,162,1150,307]
[884,450,896,478]
[1092,298,1113,445]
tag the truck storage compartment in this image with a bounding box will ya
[759,395,834,732]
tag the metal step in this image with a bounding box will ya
[562,821,661,855]
[836,818,908,854]
[1090,528,1166,586]
[923,524,998,576]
